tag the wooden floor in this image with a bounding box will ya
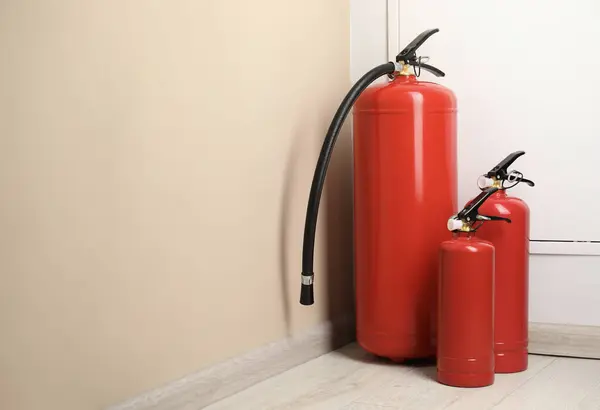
[205,343,600,410]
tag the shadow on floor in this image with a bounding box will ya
[332,342,438,382]
[401,358,438,382]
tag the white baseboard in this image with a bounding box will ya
[106,316,355,410]
[529,322,600,359]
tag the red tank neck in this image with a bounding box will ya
[394,75,418,83]
[453,232,474,239]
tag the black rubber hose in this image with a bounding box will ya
[300,62,396,306]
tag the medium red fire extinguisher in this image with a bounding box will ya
[475,151,535,373]
[438,187,511,388]
[299,29,457,362]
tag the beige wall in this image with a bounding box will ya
[0,1,352,409]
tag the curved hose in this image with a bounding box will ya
[300,62,396,305]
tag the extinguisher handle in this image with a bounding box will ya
[486,151,525,179]
[409,62,445,77]
[477,214,512,224]
[520,177,535,187]
[396,28,440,63]
[457,187,499,221]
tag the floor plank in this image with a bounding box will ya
[350,354,555,410]
[205,343,600,410]
[578,381,600,410]
[340,403,402,410]
[204,344,412,410]
[442,355,555,410]
[493,356,600,410]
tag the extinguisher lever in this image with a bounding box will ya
[396,29,446,78]
[457,187,499,221]
[481,151,535,191]
[396,28,440,63]
[486,151,525,179]
[477,214,512,224]
[450,187,511,232]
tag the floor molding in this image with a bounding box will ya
[529,322,600,359]
[106,316,355,410]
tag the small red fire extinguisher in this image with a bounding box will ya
[438,187,511,388]
[476,151,535,373]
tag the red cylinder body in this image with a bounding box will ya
[477,190,530,373]
[438,234,495,387]
[353,74,457,361]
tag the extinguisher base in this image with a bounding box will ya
[437,370,494,388]
[495,349,528,373]
[357,336,435,362]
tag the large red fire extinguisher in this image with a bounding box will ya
[439,187,511,387]
[475,151,535,373]
[300,29,457,361]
